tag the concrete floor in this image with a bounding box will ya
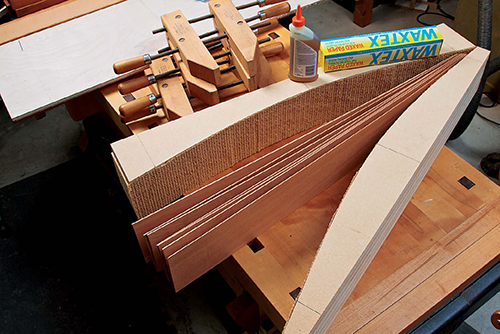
[1,0,499,333]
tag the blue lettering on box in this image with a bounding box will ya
[368,36,379,47]
[379,51,392,64]
[391,33,401,45]
[400,48,413,61]
[380,34,390,46]
[410,31,421,41]
[422,44,438,57]
[400,32,410,43]
[369,52,382,65]
[391,50,401,62]
[422,28,438,40]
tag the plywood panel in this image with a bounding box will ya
[0,0,322,121]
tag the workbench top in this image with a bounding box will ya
[219,145,500,332]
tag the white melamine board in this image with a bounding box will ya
[283,47,489,334]
[0,0,320,121]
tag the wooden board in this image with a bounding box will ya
[11,0,69,17]
[0,0,319,121]
[282,46,489,334]
[0,0,125,45]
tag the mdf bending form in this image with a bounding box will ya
[283,46,489,334]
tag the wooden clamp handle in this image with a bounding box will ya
[118,76,152,95]
[262,0,287,6]
[491,310,500,329]
[113,55,150,74]
[119,106,157,123]
[119,94,157,117]
[253,18,279,34]
[260,42,284,57]
[261,2,290,19]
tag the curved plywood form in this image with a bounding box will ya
[282,46,489,334]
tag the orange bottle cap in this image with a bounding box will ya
[292,5,305,27]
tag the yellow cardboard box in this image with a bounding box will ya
[320,26,443,72]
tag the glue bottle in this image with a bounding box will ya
[288,5,320,82]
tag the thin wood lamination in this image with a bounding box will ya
[160,55,463,291]
[150,56,193,120]
[138,57,443,268]
[161,10,222,86]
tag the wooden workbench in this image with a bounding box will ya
[218,145,500,333]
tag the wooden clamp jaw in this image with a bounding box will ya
[209,0,272,90]
[151,56,194,120]
[172,52,220,106]
[161,10,222,86]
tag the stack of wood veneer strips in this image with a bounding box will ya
[131,53,466,292]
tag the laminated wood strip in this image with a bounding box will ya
[136,91,377,262]
[282,47,489,334]
[149,109,372,270]
[157,73,433,264]
[133,52,462,263]
[165,97,405,291]
[156,110,378,270]
[162,55,464,291]
[161,10,221,85]
[135,125,318,262]
[144,54,461,273]
[147,99,387,268]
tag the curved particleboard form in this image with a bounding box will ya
[282,46,489,334]
[112,24,474,219]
